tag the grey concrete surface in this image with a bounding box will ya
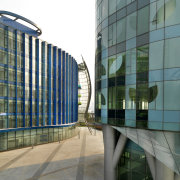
[0,127,104,180]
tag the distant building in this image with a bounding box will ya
[95,1,180,180]
[78,57,91,123]
[0,11,78,151]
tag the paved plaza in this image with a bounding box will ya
[0,127,104,180]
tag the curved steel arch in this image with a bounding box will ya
[0,10,42,36]
[78,56,92,121]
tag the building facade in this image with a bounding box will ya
[0,11,78,151]
[95,0,180,179]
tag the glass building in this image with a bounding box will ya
[0,11,78,151]
[95,0,180,179]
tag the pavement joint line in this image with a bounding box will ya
[27,164,78,179]
[0,148,32,171]
[76,130,86,180]
[29,142,64,180]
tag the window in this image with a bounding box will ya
[116,86,125,109]
[149,41,164,70]
[116,52,126,76]
[126,12,137,40]
[165,37,180,68]
[108,23,116,46]
[137,46,149,73]
[108,86,116,109]
[165,0,180,27]
[109,0,116,15]
[0,50,7,64]
[9,69,15,82]
[137,6,149,35]
[164,80,180,110]
[102,27,108,50]
[117,0,126,10]
[126,48,136,75]
[108,55,117,78]
[0,67,7,80]
[0,83,7,97]
[117,18,126,43]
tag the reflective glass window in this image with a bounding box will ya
[116,86,125,109]
[149,40,164,70]
[117,18,126,43]
[116,52,126,76]
[126,12,137,40]
[164,80,180,110]
[137,6,149,35]
[102,27,108,50]
[126,48,136,75]
[117,0,126,10]
[108,55,117,78]
[109,0,116,15]
[102,0,108,20]
[165,0,180,27]
[165,37,180,68]
[108,23,116,46]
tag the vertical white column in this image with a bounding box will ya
[155,159,174,180]
[103,124,116,180]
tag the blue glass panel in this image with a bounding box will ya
[148,122,163,130]
[163,123,180,131]
[102,18,108,29]
[58,49,61,124]
[47,44,52,125]
[164,111,180,123]
[148,110,163,122]
[42,42,46,126]
[101,117,108,124]
[165,24,180,39]
[150,28,164,43]
[66,53,69,124]
[22,33,25,127]
[125,73,136,85]
[102,48,108,59]
[62,51,65,124]
[125,119,136,127]
[164,68,180,81]
[125,110,136,120]
[68,55,71,123]
[164,80,180,111]
[15,30,17,128]
[126,37,136,50]
[101,109,107,118]
[149,70,163,82]
[53,47,57,125]
[36,39,39,126]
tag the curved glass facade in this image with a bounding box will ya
[0,14,78,151]
[95,0,180,132]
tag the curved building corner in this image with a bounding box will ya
[95,1,180,180]
[0,11,79,151]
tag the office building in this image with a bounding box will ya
[95,0,180,179]
[0,11,78,151]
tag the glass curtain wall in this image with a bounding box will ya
[95,0,180,132]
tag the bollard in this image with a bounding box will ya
[78,130,80,139]
[94,129,96,136]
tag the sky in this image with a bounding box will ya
[1,0,96,111]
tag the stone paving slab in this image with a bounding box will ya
[0,127,104,180]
